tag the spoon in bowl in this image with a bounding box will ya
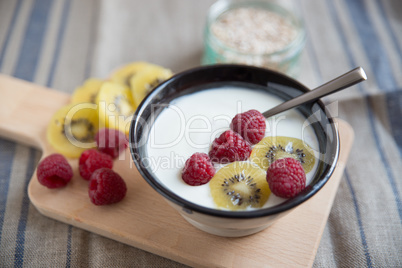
[262,67,367,118]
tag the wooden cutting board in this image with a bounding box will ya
[0,74,354,267]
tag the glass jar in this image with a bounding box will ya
[202,0,306,77]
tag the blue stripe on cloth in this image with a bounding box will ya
[42,0,75,264]
[14,148,37,267]
[324,0,361,86]
[0,0,21,246]
[11,0,54,265]
[344,171,373,268]
[344,0,397,92]
[385,91,402,156]
[66,226,72,268]
[46,0,71,87]
[0,0,23,68]
[375,0,402,64]
[0,140,16,244]
[365,95,402,222]
[13,0,53,82]
[326,0,402,222]
[300,5,372,261]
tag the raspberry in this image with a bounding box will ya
[79,149,113,180]
[88,168,127,205]
[209,130,252,163]
[230,109,266,145]
[36,154,73,189]
[266,158,306,198]
[182,153,216,186]
[95,128,127,159]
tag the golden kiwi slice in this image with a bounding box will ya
[209,161,271,210]
[96,82,135,135]
[130,65,173,106]
[47,103,98,158]
[110,61,158,87]
[250,136,316,173]
[71,78,103,104]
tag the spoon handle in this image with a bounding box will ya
[262,67,367,118]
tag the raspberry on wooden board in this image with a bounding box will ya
[79,149,113,180]
[89,168,127,205]
[36,154,73,189]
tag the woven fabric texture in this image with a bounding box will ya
[0,0,401,267]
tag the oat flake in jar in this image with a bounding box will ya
[202,0,306,77]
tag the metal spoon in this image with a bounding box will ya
[262,67,367,118]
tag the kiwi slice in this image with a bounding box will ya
[130,65,173,106]
[96,82,135,135]
[47,103,98,158]
[209,161,270,210]
[110,61,158,87]
[71,78,103,104]
[250,136,316,173]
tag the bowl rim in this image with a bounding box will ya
[129,64,340,219]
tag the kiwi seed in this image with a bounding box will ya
[265,144,306,165]
[221,173,262,206]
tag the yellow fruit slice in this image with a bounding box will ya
[71,78,103,104]
[47,103,98,158]
[210,161,270,210]
[96,82,135,135]
[130,65,173,106]
[110,61,159,86]
[250,136,316,173]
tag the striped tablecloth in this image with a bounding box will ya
[0,0,401,267]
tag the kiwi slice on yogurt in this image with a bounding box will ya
[209,161,271,210]
[250,136,316,173]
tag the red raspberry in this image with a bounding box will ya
[88,168,127,205]
[182,153,215,186]
[95,128,127,159]
[230,109,266,144]
[36,154,73,189]
[266,158,306,198]
[209,130,252,163]
[79,149,113,180]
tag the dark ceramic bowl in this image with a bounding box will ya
[129,64,339,237]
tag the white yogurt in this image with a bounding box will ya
[145,86,320,210]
